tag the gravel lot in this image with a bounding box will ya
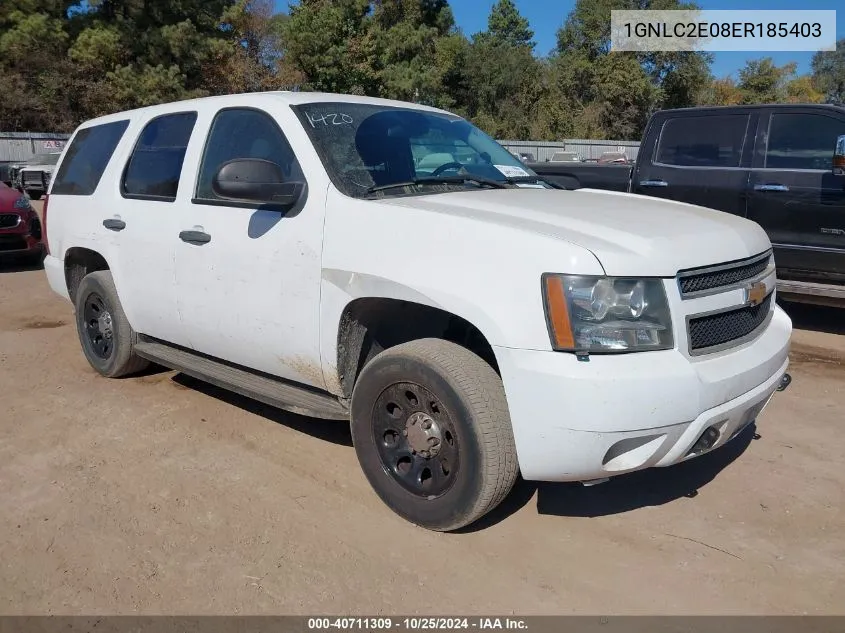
[1,201,843,614]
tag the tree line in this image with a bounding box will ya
[2,0,844,141]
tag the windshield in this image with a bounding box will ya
[292,102,542,198]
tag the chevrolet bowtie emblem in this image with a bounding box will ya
[746,281,767,306]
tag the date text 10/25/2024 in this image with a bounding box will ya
[308,618,528,631]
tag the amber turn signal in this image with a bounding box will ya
[543,275,576,350]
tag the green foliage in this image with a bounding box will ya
[485,0,534,49]
[811,40,845,104]
[278,0,376,94]
[555,0,713,138]
[738,58,797,104]
[701,58,822,107]
[370,0,456,104]
[0,0,820,142]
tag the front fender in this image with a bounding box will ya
[318,270,510,395]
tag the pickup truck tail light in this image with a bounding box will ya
[41,194,50,255]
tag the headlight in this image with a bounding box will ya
[13,197,31,210]
[542,274,674,352]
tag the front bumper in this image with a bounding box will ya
[44,254,70,300]
[0,228,41,255]
[494,304,792,481]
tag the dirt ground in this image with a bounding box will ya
[1,201,843,615]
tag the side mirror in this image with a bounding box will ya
[834,135,845,176]
[212,158,304,206]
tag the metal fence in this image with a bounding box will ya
[2,130,639,167]
[0,132,71,167]
[498,139,641,162]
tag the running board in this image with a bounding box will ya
[777,280,845,306]
[134,340,349,420]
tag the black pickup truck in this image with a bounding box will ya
[529,104,845,306]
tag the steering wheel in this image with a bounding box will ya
[430,162,465,177]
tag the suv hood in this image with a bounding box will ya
[378,187,771,277]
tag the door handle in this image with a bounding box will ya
[639,179,668,188]
[754,183,790,192]
[179,230,211,245]
[102,218,126,231]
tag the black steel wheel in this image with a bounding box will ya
[372,382,460,499]
[351,338,518,531]
[74,270,149,378]
[82,291,114,359]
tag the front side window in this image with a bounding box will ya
[656,114,749,168]
[52,121,129,196]
[123,112,197,200]
[765,113,845,170]
[195,108,304,202]
[291,102,540,198]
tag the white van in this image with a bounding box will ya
[42,92,792,530]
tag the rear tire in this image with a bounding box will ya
[74,271,149,378]
[351,338,518,531]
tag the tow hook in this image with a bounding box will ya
[777,373,792,392]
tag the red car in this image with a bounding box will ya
[0,183,43,263]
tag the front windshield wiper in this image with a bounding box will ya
[367,175,511,195]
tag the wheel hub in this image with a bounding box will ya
[405,411,442,458]
[97,311,113,340]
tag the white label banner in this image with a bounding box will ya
[610,10,837,52]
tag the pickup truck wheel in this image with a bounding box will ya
[74,271,149,378]
[351,338,518,531]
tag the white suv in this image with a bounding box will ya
[43,92,792,531]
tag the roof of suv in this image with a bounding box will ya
[76,91,454,130]
[654,103,845,116]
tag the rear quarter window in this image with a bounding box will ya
[656,114,750,168]
[51,120,130,195]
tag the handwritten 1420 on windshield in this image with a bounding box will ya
[306,112,354,127]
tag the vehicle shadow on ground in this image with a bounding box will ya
[0,257,44,274]
[170,372,354,447]
[460,424,757,532]
[778,299,845,336]
[140,365,755,527]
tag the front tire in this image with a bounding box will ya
[74,271,149,378]
[351,338,518,531]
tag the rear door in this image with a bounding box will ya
[747,109,845,278]
[632,111,755,217]
[107,111,198,344]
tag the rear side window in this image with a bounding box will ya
[765,113,845,170]
[122,112,197,200]
[195,108,303,202]
[656,115,749,168]
[51,120,129,195]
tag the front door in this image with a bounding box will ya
[173,106,327,389]
[748,110,845,279]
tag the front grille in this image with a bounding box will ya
[0,213,20,229]
[22,172,45,187]
[679,252,771,297]
[688,292,773,353]
[0,235,27,252]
